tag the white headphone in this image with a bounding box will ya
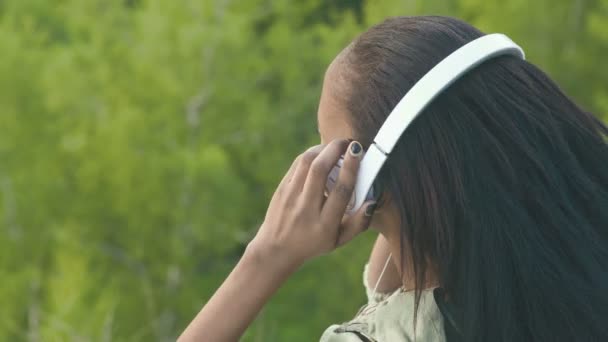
[325,33,526,214]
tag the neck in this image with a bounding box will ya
[379,227,439,291]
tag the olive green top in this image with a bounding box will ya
[319,264,446,342]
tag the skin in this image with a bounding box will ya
[178,49,423,342]
[318,52,405,293]
[321,49,433,292]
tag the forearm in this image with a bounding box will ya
[367,234,402,293]
[178,245,298,342]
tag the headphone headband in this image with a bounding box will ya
[351,33,525,212]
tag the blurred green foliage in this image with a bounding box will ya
[0,0,605,341]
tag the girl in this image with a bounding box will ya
[179,16,608,341]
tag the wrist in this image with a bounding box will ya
[244,239,303,276]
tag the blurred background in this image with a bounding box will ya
[0,0,606,341]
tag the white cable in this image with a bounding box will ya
[371,253,393,298]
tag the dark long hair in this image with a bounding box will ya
[342,16,608,341]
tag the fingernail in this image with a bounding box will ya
[365,202,377,216]
[349,141,362,157]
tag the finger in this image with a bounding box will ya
[275,159,301,201]
[321,140,363,223]
[277,157,300,190]
[287,144,324,192]
[277,145,322,188]
[302,139,349,202]
[336,201,377,247]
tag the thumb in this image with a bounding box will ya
[336,201,377,247]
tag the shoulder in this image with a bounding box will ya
[320,323,376,342]
[321,288,446,342]
[375,288,446,341]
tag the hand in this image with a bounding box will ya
[249,139,377,269]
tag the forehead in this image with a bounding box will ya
[317,56,354,144]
